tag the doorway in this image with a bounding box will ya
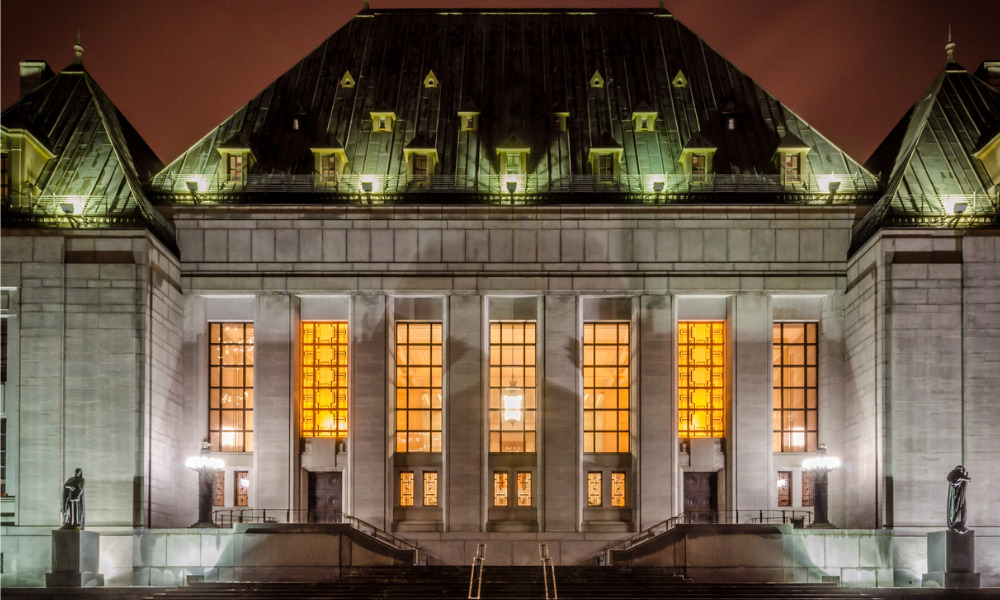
[683,471,718,523]
[308,471,343,522]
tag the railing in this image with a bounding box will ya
[211,508,420,559]
[598,509,814,565]
[468,543,485,600]
[882,192,999,221]
[539,543,558,600]
[151,171,879,202]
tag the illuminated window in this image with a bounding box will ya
[772,322,818,453]
[459,113,479,132]
[226,154,244,183]
[611,472,626,507]
[678,321,725,439]
[301,322,349,439]
[423,471,438,507]
[321,154,338,183]
[802,471,815,507]
[413,154,428,178]
[727,117,736,131]
[783,153,801,183]
[395,322,443,453]
[587,472,602,507]
[1,154,9,200]
[583,322,630,453]
[691,153,707,182]
[209,323,254,452]
[212,471,225,507]
[489,321,536,453]
[235,471,250,507]
[493,472,508,506]
[505,153,521,175]
[400,472,414,506]
[549,113,568,132]
[517,472,532,506]
[777,471,792,507]
[371,112,396,132]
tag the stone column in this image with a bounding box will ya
[542,295,578,531]
[352,293,387,527]
[446,294,484,531]
[732,293,770,511]
[638,294,674,527]
[254,293,294,511]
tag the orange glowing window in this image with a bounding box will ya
[423,471,438,507]
[772,322,818,452]
[301,322,349,438]
[489,322,536,453]
[587,472,602,507]
[395,322,443,453]
[209,322,254,452]
[517,472,532,506]
[400,472,414,507]
[611,472,626,508]
[494,472,508,506]
[583,322,630,453]
[678,321,725,438]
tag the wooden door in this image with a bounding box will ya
[683,471,717,523]
[308,471,342,522]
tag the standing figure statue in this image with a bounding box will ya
[60,468,85,530]
[946,465,971,533]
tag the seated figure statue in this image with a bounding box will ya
[60,468,85,530]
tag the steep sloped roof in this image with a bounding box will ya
[852,60,1000,254]
[154,7,873,202]
[1,58,177,254]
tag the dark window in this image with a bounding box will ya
[727,117,736,131]
[212,471,225,506]
[321,155,338,182]
[1,154,9,200]
[412,154,428,178]
[802,471,816,507]
[227,154,244,183]
[235,471,250,506]
[597,154,615,182]
[691,153,707,182]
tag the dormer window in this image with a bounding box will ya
[587,148,623,184]
[423,70,439,88]
[590,70,605,88]
[727,117,736,131]
[973,131,1000,186]
[672,70,688,88]
[312,147,348,185]
[679,134,716,184]
[459,112,479,132]
[1,154,9,201]
[505,153,521,175]
[497,138,530,179]
[340,71,356,88]
[783,153,801,183]
[227,154,244,183]
[549,112,569,132]
[632,111,657,132]
[371,112,396,133]
[403,148,438,184]
[1,126,56,204]
[774,134,811,187]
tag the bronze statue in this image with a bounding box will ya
[60,468,85,530]
[946,465,970,533]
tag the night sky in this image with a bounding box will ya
[2,0,999,165]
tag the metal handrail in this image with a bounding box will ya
[539,543,557,600]
[151,171,879,200]
[598,508,814,565]
[468,543,485,600]
[211,508,420,558]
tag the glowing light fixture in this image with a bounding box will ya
[653,180,665,193]
[186,180,199,194]
[802,444,839,528]
[506,180,518,194]
[502,381,524,425]
[361,180,374,193]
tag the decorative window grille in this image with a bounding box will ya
[301,322,349,438]
[611,472,626,507]
[802,471,816,507]
[493,472,508,506]
[423,472,438,507]
[587,472,602,507]
[678,322,725,438]
[212,471,225,507]
[400,472,414,507]
[235,471,250,507]
[517,472,532,506]
[777,471,792,507]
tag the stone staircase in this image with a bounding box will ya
[140,565,891,599]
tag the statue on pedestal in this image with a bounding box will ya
[60,468,85,530]
[946,465,970,533]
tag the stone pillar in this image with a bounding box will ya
[638,294,674,527]
[446,294,484,531]
[542,295,578,531]
[352,293,387,527]
[255,293,294,511]
[733,294,770,511]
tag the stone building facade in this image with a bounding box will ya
[2,6,998,588]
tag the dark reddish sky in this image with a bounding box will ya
[3,1,999,164]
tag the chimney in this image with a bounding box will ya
[20,60,54,98]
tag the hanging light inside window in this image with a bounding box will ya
[502,380,524,425]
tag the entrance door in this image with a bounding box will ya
[683,471,717,523]
[308,471,343,523]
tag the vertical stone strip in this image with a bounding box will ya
[542,294,577,531]
[254,293,293,511]
[733,293,770,511]
[446,294,483,531]
[351,293,387,527]
[638,294,674,527]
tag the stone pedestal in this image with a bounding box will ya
[922,530,980,588]
[45,529,105,587]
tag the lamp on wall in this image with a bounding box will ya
[506,180,518,195]
[186,440,224,528]
[803,443,840,528]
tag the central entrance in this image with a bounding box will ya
[308,471,343,522]
[683,471,718,523]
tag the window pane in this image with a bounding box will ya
[423,471,438,507]
[584,322,630,452]
[209,322,254,452]
[777,471,791,507]
[678,321,726,439]
[773,322,819,452]
[587,472,602,507]
[517,472,532,506]
[400,472,414,506]
[611,472,626,507]
[494,472,508,506]
[395,322,443,453]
